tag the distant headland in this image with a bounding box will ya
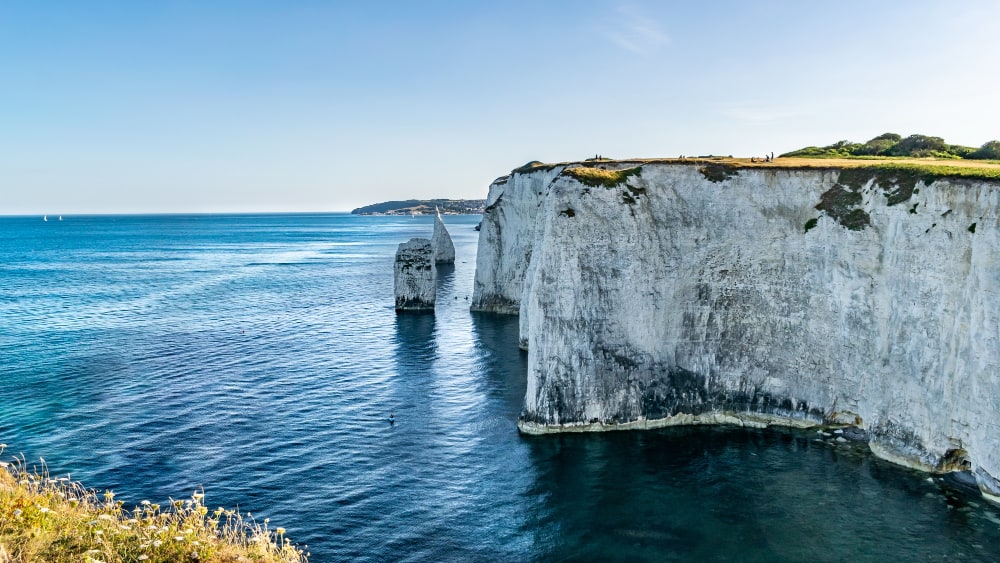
[351,199,485,215]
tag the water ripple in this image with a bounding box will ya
[2,214,999,561]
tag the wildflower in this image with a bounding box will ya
[98,514,114,521]
[94,530,103,536]
[193,491,204,500]
[276,527,286,535]
[139,556,149,561]
[174,536,185,542]
[141,500,151,506]
[153,540,163,547]
[13,509,22,517]
[39,507,51,513]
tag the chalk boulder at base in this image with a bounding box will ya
[394,238,436,311]
[432,208,456,264]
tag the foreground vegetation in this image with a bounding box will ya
[782,133,1000,161]
[0,448,307,563]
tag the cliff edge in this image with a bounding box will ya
[472,157,1000,504]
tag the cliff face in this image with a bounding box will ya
[472,161,1000,503]
[471,166,565,314]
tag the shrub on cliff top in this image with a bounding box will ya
[970,141,1000,160]
[782,133,980,159]
[0,447,308,563]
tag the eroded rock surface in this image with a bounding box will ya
[472,160,1000,503]
[432,208,455,264]
[394,238,436,311]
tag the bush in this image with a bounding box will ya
[885,134,948,156]
[970,141,1000,160]
[782,133,984,160]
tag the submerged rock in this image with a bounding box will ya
[432,207,455,264]
[394,238,436,311]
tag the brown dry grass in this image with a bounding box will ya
[0,450,308,563]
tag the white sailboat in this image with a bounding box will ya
[43,215,47,222]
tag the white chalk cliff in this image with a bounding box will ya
[432,208,456,264]
[472,159,1000,504]
[395,237,436,310]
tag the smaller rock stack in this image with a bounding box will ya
[394,238,436,311]
[393,211,457,312]
[432,207,455,264]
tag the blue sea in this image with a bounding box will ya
[2,213,1000,561]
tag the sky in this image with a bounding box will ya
[2,0,999,214]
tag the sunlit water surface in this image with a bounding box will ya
[1,213,999,561]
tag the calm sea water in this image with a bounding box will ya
[2,213,1000,561]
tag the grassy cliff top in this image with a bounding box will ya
[0,451,307,562]
[514,156,1000,183]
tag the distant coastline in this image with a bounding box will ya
[351,199,485,215]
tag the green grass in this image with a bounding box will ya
[841,162,1000,182]
[563,166,642,188]
[0,448,307,563]
[512,161,560,174]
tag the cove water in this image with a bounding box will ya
[2,213,1000,561]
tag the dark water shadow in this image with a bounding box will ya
[435,262,456,297]
[393,311,437,376]
[519,424,1000,561]
[470,312,527,420]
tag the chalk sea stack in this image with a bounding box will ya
[432,207,456,264]
[472,157,1000,504]
[394,238,436,311]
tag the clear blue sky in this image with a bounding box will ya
[3,1,998,214]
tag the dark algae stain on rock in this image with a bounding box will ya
[814,166,941,231]
[699,163,738,183]
[804,217,818,232]
[837,166,938,206]
[815,183,870,231]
